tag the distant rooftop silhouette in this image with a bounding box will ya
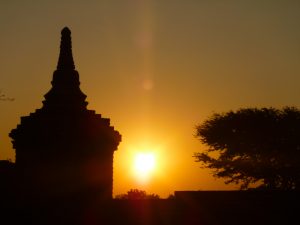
[10,27,121,201]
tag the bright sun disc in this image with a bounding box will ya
[134,152,155,177]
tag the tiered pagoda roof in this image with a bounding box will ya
[9,27,121,200]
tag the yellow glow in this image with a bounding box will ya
[134,152,155,176]
[124,140,165,185]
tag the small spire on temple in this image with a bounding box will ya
[57,27,75,70]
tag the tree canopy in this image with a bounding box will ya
[194,107,300,190]
[115,189,160,200]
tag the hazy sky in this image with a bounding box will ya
[1,0,300,197]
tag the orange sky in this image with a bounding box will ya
[1,1,300,198]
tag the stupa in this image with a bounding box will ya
[9,27,121,201]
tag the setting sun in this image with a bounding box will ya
[133,152,156,182]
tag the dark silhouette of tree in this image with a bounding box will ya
[194,107,300,190]
[115,189,160,199]
[167,194,175,199]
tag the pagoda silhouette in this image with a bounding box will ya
[9,27,121,202]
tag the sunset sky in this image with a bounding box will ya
[1,0,300,198]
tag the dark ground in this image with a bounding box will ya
[0,191,299,225]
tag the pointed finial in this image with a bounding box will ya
[57,27,75,70]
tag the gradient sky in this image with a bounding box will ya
[1,0,300,198]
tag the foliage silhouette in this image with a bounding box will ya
[115,189,160,199]
[194,107,300,190]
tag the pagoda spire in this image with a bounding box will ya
[57,27,75,70]
[42,27,88,111]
